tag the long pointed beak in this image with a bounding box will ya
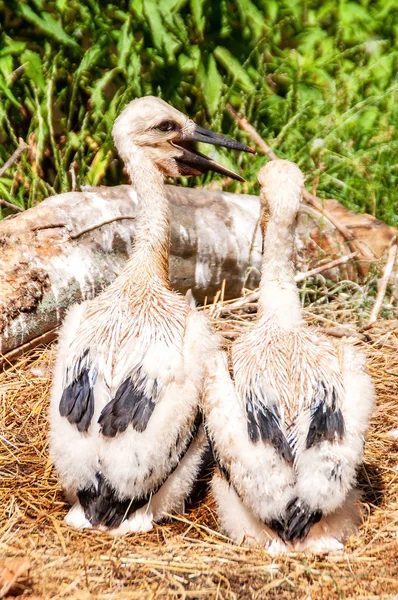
[182,124,256,154]
[173,144,245,182]
[173,124,255,182]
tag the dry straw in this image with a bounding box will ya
[0,289,397,599]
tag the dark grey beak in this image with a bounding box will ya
[185,125,255,154]
[172,124,255,182]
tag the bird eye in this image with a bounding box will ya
[157,120,179,132]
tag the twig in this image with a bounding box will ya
[0,328,58,372]
[303,189,374,261]
[7,62,27,85]
[217,253,358,314]
[69,215,136,239]
[29,215,137,239]
[227,105,277,160]
[0,138,30,178]
[31,222,69,234]
[0,198,23,213]
[295,251,357,282]
[227,106,375,261]
[0,139,29,214]
[368,236,398,325]
[69,161,77,192]
[219,291,259,313]
[373,338,398,350]
[318,326,364,340]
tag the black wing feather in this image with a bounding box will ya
[78,473,148,528]
[306,383,345,450]
[269,517,288,542]
[246,396,293,463]
[76,386,95,432]
[99,376,156,437]
[246,397,260,443]
[59,351,96,432]
[285,496,322,542]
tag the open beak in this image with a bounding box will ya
[173,124,255,182]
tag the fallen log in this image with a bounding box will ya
[0,183,396,366]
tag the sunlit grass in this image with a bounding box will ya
[0,0,396,225]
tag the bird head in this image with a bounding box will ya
[112,96,254,181]
[257,160,304,225]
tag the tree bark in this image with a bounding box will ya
[0,184,395,366]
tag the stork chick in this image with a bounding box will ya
[204,160,374,553]
[49,96,253,535]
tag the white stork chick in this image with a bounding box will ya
[204,160,375,553]
[49,96,253,535]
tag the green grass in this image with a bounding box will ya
[0,0,397,225]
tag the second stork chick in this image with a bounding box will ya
[49,96,253,535]
[204,160,375,553]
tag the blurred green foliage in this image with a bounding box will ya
[0,0,397,224]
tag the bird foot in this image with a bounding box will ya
[127,508,154,533]
[108,508,154,536]
[107,519,132,537]
[64,502,92,530]
[294,535,344,554]
[266,537,288,555]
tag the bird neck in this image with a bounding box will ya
[123,150,171,288]
[258,211,303,330]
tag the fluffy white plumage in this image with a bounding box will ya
[49,97,251,534]
[203,159,375,553]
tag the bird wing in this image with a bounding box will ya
[89,310,213,527]
[232,335,294,464]
[79,409,202,529]
[96,303,192,438]
[305,380,345,449]
[284,330,346,455]
[245,379,293,463]
[203,350,296,530]
[284,337,348,543]
[59,348,98,432]
[98,368,158,437]
[283,379,345,542]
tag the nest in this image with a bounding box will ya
[1,289,397,600]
